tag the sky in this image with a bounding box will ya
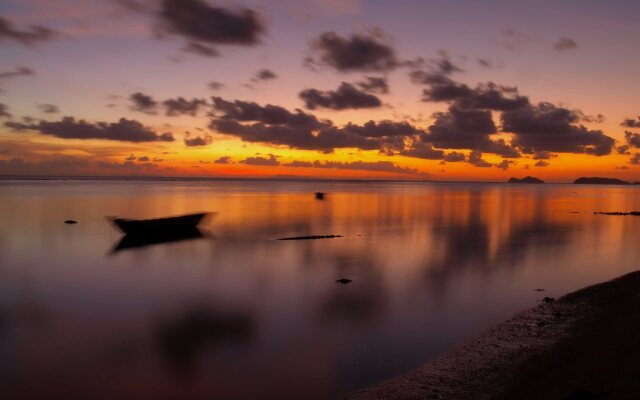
[1,0,640,182]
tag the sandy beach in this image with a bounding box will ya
[348,271,640,400]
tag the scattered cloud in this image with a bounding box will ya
[251,68,277,82]
[157,0,265,47]
[184,132,212,146]
[36,103,59,114]
[502,102,615,155]
[208,81,224,90]
[307,30,397,72]
[467,150,492,168]
[284,159,421,175]
[621,117,640,129]
[240,154,280,166]
[625,131,640,148]
[182,42,220,57]
[0,103,11,118]
[130,92,158,114]
[554,37,578,51]
[534,160,549,167]
[214,156,231,164]
[299,82,382,110]
[356,76,389,94]
[5,116,175,142]
[163,97,207,116]
[0,16,59,46]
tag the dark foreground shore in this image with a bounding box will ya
[348,271,640,400]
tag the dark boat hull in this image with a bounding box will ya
[109,213,207,235]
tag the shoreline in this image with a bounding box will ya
[347,271,640,400]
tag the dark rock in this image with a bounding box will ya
[574,177,630,185]
[315,192,325,200]
[64,220,78,224]
[278,235,342,240]
[534,288,545,292]
[543,296,555,303]
[507,176,544,184]
[595,211,640,216]
[336,279,352,285]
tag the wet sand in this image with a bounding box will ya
[347,271,640,400]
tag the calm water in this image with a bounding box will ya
[1,180,639,399]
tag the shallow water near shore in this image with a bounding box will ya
[1,179,639,399]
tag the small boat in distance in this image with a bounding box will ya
[108,212,208,235]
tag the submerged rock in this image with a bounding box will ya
[277,235,343,240]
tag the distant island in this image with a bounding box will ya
[574,177,630,185]
[507,176,544,184]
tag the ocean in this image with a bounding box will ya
[1,179,638,399]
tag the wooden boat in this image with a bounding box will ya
[109,212,208,235]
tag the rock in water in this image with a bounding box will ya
[507,176,544,184]
[336,279,352,285]
[64,220,78,224]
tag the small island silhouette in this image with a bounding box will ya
[507,176,544,184]
[574,177,630,185]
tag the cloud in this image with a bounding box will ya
[163,97,207,116]
[625,131,640,148]
[495,159,515,170]
[129,93,206,116]
[419,79,529,111]
[5,116,175,142]
[399,142,444,160]
[532,151,554,160]
[252,68,277,82]
[214,156,231,164]
[138,155,150,161]
[157,0,265,46]
[0,16,59,46]
[443,151,466,162]
[477,58,493,68]
[554,37,578,51]
[630,153,640,165]
[211,96,323,128]
[467,150,492,168]
[356,76,389,94]
[307,30,397,72]
[621,117,640,129]
[130,92,158,114]
[422,105,520,157]
[208,81,224,90]
[341,120,421,138]
[0,66,35,80]
[299,82,382,110]
[36,103,59,114]
[182,42,219,57]
[0,103,11,118]
[211,98,415,152]
[534,160,549,167]
[284,159,420,174]
[502,102,615,155]
[240,154,280,166]
[184,132,212,146]
[616,145,630,155]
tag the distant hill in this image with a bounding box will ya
[507,176,544,184]
[574,177,630,185]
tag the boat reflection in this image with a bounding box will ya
[111,228,208,253]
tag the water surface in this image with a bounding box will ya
[1,180,638,399]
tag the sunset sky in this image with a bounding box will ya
[1,0,640,181]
